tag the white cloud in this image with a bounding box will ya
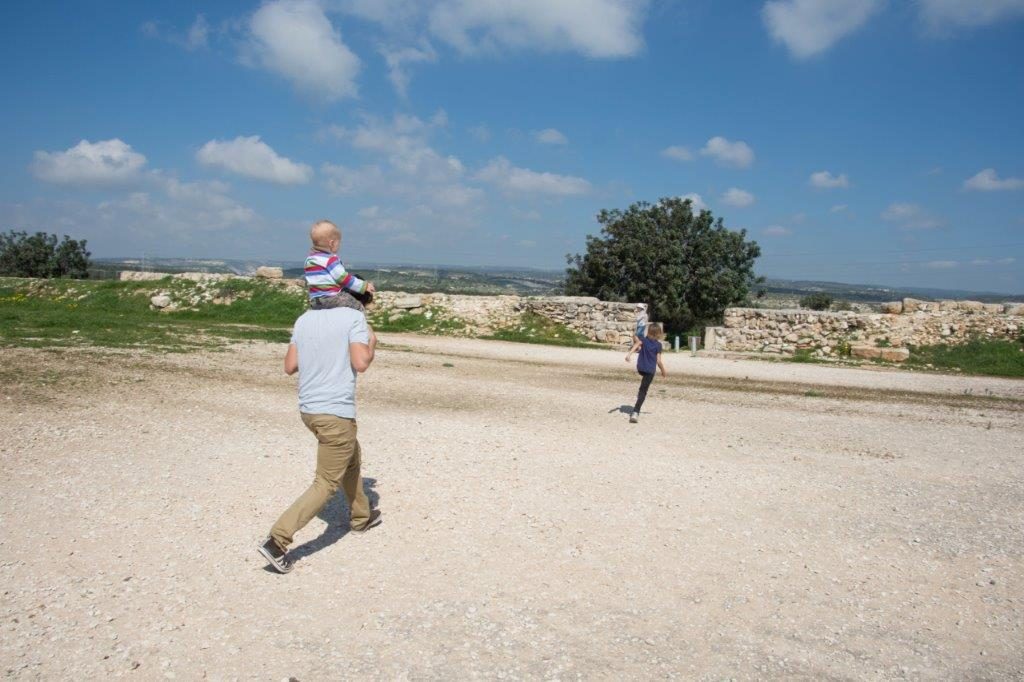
[476,157,591,196]
[997,257,1017,265]
[721,188,756,207]
[970,258,991,265]
[763,225,792,236]
[881,202,942,230]
[196,136,313,185]
[680,193,706,212]
[963,168,1024,191]
[830,203,849,213]
[918,0,1024,31]
[427,0,647,58]
[245,0,360,101]
[380,41,437,98]
[324,113,483,208]
[762,0,883,58]
[661,145,694,162]
[923,260,958,269]
[32,139,147,185]
[700,136,755,168]
[535,128,568,145]
[809,170,850,188]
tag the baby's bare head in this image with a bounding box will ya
[310,220,341,252]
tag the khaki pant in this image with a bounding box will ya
[270,413,371,550]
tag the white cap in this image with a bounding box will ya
[635,303,646,310]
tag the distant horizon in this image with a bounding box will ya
[92,254,1024,298]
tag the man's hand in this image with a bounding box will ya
[366,282,376,294]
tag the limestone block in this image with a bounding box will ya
[704,326,722,351]
[255,266,283,279]
[939,300,959,311]
[879,348,910,362]
[1006,304,1024,316]
[958,300,984,311]
[393,295,423,309]
[851,345,882,359]
[984,304,1005,314]
[902,298,925,313]
[150,294,172,309]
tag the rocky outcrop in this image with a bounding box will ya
[254,266,284,279]
[704,302,1022,361]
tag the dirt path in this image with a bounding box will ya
[1,336,1022,679]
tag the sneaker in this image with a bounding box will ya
[629,412,639,423]
[257,537,294,574]
[351,509,382,534]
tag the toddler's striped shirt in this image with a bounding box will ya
[304,250,367,300]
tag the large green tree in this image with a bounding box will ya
[0,230,92,278]
[565,197,762,332]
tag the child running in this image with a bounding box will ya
[624,322,667,423]
[304,219,375,311]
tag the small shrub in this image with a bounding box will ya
[834,339,852,357]
[874,337,892,348]
[832,299,855,311]
[799,292,833,311]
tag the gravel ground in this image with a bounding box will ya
[1,335,1022,679]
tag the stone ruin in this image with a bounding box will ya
[704,298,1023,362]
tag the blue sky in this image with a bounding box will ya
[1,1,1023,293]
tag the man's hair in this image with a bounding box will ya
[646,322,665,340]
[310,220,341,249]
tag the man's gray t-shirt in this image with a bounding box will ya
[290,308,370,419]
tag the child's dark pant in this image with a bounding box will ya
[634,372,655,413]
[309,291,365,313]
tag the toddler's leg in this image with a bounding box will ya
[309,294,364,312]
[330,291,365,313]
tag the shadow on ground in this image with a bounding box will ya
[277,478,380,566]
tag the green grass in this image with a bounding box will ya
[484,311,600,348]
[906,339,1024,377]
[0,277,298,351]
[788,349,822,363]
[366,306,470,335]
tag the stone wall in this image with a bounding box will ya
[372,292,638,345]
[705,298,1023,361]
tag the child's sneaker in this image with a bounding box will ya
[257,537,294,574]
[629,412,639,423]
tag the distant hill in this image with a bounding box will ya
[92,258,1022,303]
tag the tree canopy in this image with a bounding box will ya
[0,230,92,279]
[565,197,762,332]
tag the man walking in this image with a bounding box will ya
[258,305,381,574]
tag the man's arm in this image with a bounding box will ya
[284,343,298,375]
[350,327,377,373]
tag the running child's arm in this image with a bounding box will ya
[324,255,368,294]
[656,353,667,378]
[625,338,641,362]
